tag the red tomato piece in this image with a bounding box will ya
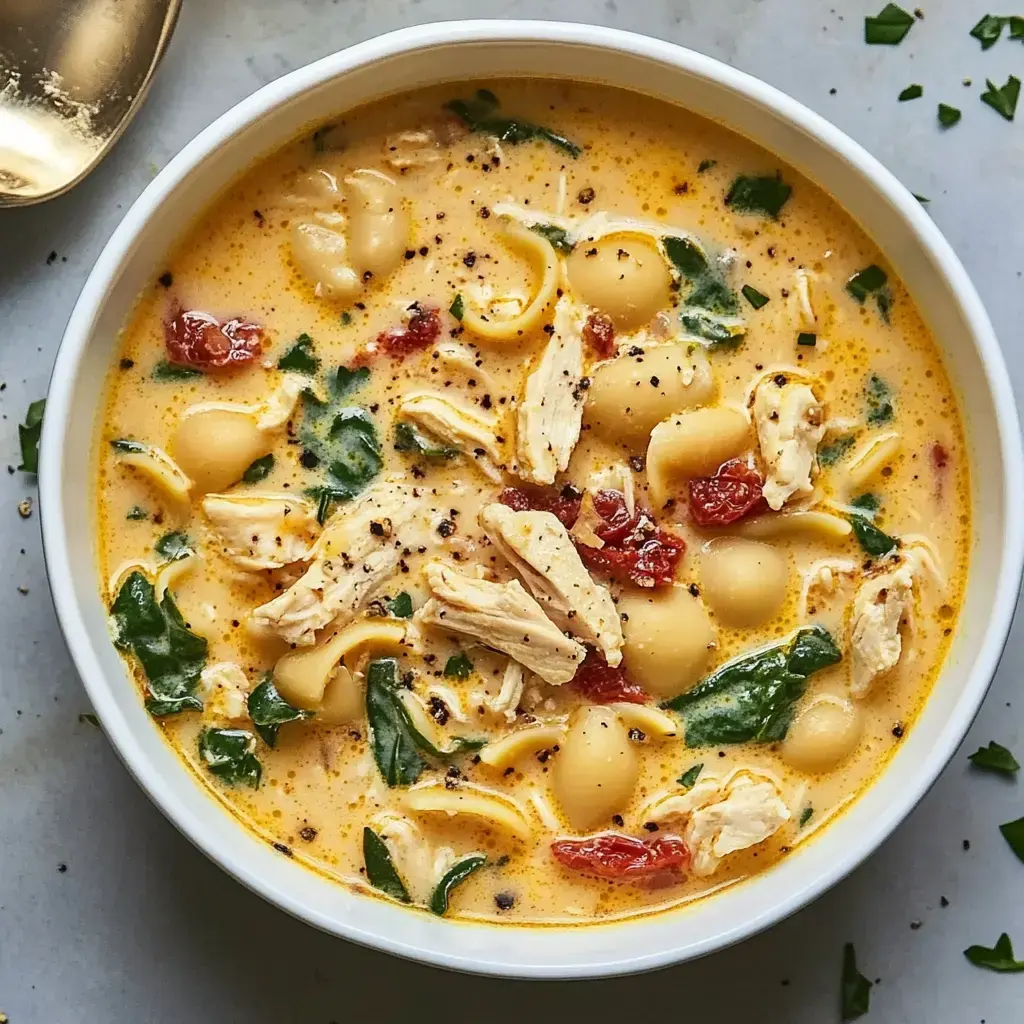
[550,833,691,880]
[498,485,582,529]
[164,308,263,370]
[688,459,767,528]
[570,651,648,704]
[582,312,616,359]
[376,305,442,360]
[931,442,950,470]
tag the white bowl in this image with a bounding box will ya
[40,20,1024,978]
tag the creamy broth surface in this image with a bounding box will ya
[95,80,969,924]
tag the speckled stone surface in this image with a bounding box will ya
[1,1,1023,1020]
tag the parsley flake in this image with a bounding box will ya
[981,75,1021,120]
[864,4,915,45]
[968,740,1019,775]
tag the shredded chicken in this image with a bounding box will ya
[198,663,251,721]
[383,128,444,171]
[416,562,585,685]
[201,493,319,571]
[484,660,525,722]
[250,483,417,645]
[849,560,915,697]
[753,377,826,510]
[798,558,861,620]
[516,295,586,484]
[371,811,456,902]
[479,503,623,665]
[398,391,503,481]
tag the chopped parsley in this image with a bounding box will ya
[970,13,1024,49]
[126,505,148,521]
[394,420,459,460]
[865,373,895,425]
[677,764,703,788]
[151,361,203,381]
[17,398,45,474]
[818,435,856,467]
[864,4,915,45]
[241,453,274,484]
[154,531,194,562]
[968,740,1020,775]
[697,158,717,173]
[387,592,414,618]
[449,293,465,321]
[898,84,923,101]
[964,932,1024,972]
[799,806,814,827]
[981,75,1021,121]
[277,333,320,374]
[847,265,892,323]
[741,284,770,309]
[530,223,574,253]
[797,332,817,347]
[340,311,352,326]
[840,943,873,1019]
[849,512,897,558]
[938,103,962,128]
[444,652,474,680]
[446,89,581,158]
[999,816,1024,863]
[724,173,792,218]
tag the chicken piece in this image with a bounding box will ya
[398,391,503,482]
[479,503,623,666]
[417,562,585,685]
[198,663,251,721]
[250,483,417,645]
[753,377,826,510]
[644,769,791,876]
[849,561,915,697]
[382,129,444,172]
[201,493,319,571]
[516,295,586,485]
[483,661,525,722]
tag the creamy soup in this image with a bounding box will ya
[94,80,969,925]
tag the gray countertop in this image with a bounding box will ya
[2,1,1023,1020]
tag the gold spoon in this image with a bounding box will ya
[0,0,181,207]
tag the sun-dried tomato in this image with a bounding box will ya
[688,459,767,528]
[571,651,648,704]
[164,308,263,370]
[376,305,442,360]
[551,833,690,880]
[582,312,616,359]
[498,485,582,529]
[576,490,685,588]
[931,442,949,470]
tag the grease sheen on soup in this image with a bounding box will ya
[95,80,970,924]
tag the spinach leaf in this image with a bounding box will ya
[999,816,1024,863]
[155,531,194,561]
[126,505,148,521]
[898,84,923,101]
[242,453,274,484]
[849,514,897,558]
[446,89,581,158]
[277,333,320,374]
[981,75,1021,121]
[677,764,703,789]
[429,854,487,915]
[18,398,45,473]
[363,827,411,902]
[663,237,739,315]
[840,942,873,1019]
[531,223,574,254]
[797,332,817,347]
[449,293,465,321]
[388,592,414,618]
[847,265,893,323]
[799,806,814,827]
[849,493,880,515]
[366,658,428,786]
[444,652,474,680]
[332,365,370,399]
[394,421,459,460]
[307,485,350,526]
[697,158,717,173]
[198,727,261,787]
[865,373,895,425]
[741,284,770,309]
[680,311,745,346]
[938,103,962,128]
[864,3,914,45]
[110,570,207,716]
[724,173,792,218]
[971,13,1008,48]
[247,677,312,747]
[151,361,202,381]
[819,435,855,466]
[665,625,841,747]
[965,933,1024,972]
[969,740,1020,775]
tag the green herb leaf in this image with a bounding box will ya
[429,854,487,915]
[664,625,841,747]
[340,311,353,326]
[242,453,274,484]
[1009,15,1024,38]
[865,373,895,425]
[198,727,261,787]
[680,311,746,346]
[913,193,930,204]
[363,827,411,902]
[110,571,207,716]
[846,265,893,323]
[741,284,770,309]
[797,332,817,347]
[899,84,923,101]
[938,103,962,128]
[819,435,856,467]
[697,158,717,173]
[664,236,739,315]
[17,398,45,474]
[151,361,202,381]
[78,712,100,728]
[388,592,414,618]
[531,223,574,254]
[964,932,1024,972]
[444,653,474,680]
[110,438,146,453]
[366,658,428,786]
[864,3,915,44]
[333,365,371,399]
[971,13,1008,49]
[840,943,873,1019]
[850,492,881,515]
[799,806,814,827]
[449,293,465,321]
[969,740,1020,774]
[677,764,703,788]
[724,173,792,218]
[277,333,320,374]
[248,677,312,747]
[981,75,1021,120]
[446,89,581,158]
[155,531,194,562]
[849,514,897,557]
[394,420,459,460]
[126,505,148,521]
[999,816,1024,863]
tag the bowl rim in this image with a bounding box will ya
[39,18,1024,978]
